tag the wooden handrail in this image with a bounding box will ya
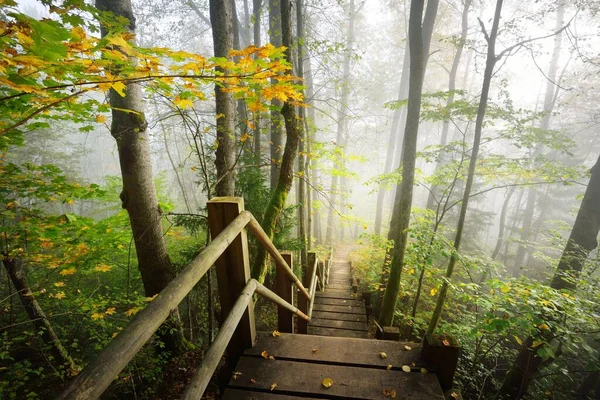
[246,215,311,301]
[59,196,320,400]
[182,278,307,399]
[59,211,252,400]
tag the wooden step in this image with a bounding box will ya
[309,318,367,331]
[313,297,363,306]
[311,310,367,322]
[228,356,443,399]
[222,389,319,399]
[309,326,368,338]
[246,332,424,369]
[312,303,365,314]
[315,291,357,299]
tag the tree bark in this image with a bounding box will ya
[378,0,426,327]
[251,0,301,283]
[252,0,262,159]
[426,0,504,336]
[269,0,284,189]
[297,0,307,267]
[96,0,189,354]
[210,0,237,196]
[3,258,77,373]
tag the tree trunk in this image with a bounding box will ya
[426,0,472,210]
[491,188,515,260]
[498,153,600,399]
[325,0,356,244]
[269,0,284,189]
[3,258,77,373]
[210,0,236,196]
[251,0,301,283]
[96,0,189,354]
[378,0,426,327]
[252,0,262,159]
[426,0,503,336]
[297,0,307,268]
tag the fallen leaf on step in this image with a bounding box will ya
[272,330,281,337]
[322,377,333,388]
[269,355,275,360]
[401,365,411,373]
[387,364,393,370]
[443,339,451,346]
[420,368,428,374]
[383,388,397,398]
[450,392,459,399]
[232,371,242,380]
[379,352,387,359]
[270,383,277,391]
[312,348,319,353]
[404,345,412,351]
[261,350,270,359]
[249,378,256,384]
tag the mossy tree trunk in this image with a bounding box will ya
[96,0,190,354]
[251,0,301,283]
[269,0,284,190]
[378,0,426,327]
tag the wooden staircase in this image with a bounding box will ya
[221,248,445,399]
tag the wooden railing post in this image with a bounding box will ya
[318,261,325,291]
[299,251,316,333]
[276,252,294,333]
[207,197,256,360]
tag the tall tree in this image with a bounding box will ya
[297,0,308,267]
[210,0,237,196]
[269,0,284,189]
[378,0,426,326]
[426,0,504,336]
[96,0,189,353]
[251,0,302,282]
[252,0,263,159]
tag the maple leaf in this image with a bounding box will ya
[401,365,411,373]
[54,291,66,300]
[54,281,65,287]
[94,264,111,272]
[261,350,270,359]
[125,307,140,317]
[321,377,333,388]
[105,307,116,315]
[59,267,77,276]
[272,330,281,337]
[91,312,105,320]
[111,81,127,97]
[174,96,194,109]
[232,371,242,380]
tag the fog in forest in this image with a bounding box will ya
[1,0,599,399]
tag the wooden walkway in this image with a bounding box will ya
[221,248,446,399]
[309,255,368,338]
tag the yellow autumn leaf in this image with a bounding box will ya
[514,336,523,345]
[420,368,428,374]
[107,35,132,51]
[321,377,333,388]
[95,114,106,123]
[261,350,270,359]
[111,81,127,97]
[105,307,116,315]
[404,345,412,351]
[125,307,140,317]
[387,364,392,370]
[272,330,280,337]
[60,267,77,276]
[94,264,112,273]
[174,96,194,109]
[54,281,65,287]
[401,365,411,372]
[91,312,105,320]
[500,285,511,293]
[270,383,277,391]
[146,294,158,302]
[379,352,387,359]
[538,323,549,331]
[54,291,66,300]
[430,288,438,296]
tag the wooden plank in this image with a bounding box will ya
[275,252,294,333]
[315,291,357,299]
[308,326,368,338]
[222,389,320,399]
[313,297,363,306]
[298,252,315,334]
[309,318,367,331]
[312,311,367,322]
[246,332,423,369]
[325,284,350,290]
[229,357,444,399]
[208,197,256,358]
[312,303,365,314]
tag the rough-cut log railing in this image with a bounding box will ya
[59,197,331,400]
